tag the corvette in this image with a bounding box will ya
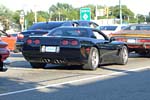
[22,27,128,70]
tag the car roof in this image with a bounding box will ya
[27,21,73,30]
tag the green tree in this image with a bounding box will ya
[25,10,34,28]
[0,4,13,31]
[49,3,79,21]
[110,5,135,23]
[37,11,49,22]
[136,14,146,23]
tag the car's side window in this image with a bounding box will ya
[92,30,105,40]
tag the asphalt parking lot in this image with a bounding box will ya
[0,52,150,100]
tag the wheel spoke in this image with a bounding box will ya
[91,49,99,67]
[122,47,128,63]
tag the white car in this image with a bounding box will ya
[97,24,127,37]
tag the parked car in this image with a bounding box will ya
[111,24,150,55]
[97,24,127,37]
[22,27,128,70]
[0,37,10,71]
[16,21,99,52]
[0,30,17,52]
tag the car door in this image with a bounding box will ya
[92,29,119,63]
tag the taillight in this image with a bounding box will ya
[61,39,79,46]
[71,40,78,46]
[26,39,40,45]
[26,39,32,44]
[137,39,150,43]
[17,33,24,39]
[61,40,69,45]
[33,39,40,44]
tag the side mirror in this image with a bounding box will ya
[110,37,116,42]
[91,35,97,39]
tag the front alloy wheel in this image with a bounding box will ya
[83,47,99,70]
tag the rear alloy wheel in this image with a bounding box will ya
[83,47,99,70]
[118,46,128,65]
[30,62,47,68]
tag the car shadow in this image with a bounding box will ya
[45,65,83,70]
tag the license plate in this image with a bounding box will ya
[127,39,136,43]
[41,46,60,53]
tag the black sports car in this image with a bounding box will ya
[16,20,99,52]
[22,27,128,70]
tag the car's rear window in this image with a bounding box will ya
[49,28,89,37]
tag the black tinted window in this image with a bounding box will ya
[28,22,65,30]
[99,26,117,31]
[49,28,89,37]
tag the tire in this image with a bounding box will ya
[30,62,47,68]
[118,46,128,65]
[83,47,99,70]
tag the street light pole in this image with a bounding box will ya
[95,4,98,20]
[119,0,122,24]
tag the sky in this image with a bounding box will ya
[0,0,149,15]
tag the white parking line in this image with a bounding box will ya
[0,66,150,97]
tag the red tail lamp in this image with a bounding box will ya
[61,40,69,45]
[34,39,40,44]
[17,33,24,39]
[26,39,32,44]
[71,40,78,46]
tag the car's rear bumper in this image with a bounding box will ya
[22,48,89,65]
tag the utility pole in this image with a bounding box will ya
[119,0,122,24]
[95,4,98,20]
[20,11,25,31]
[34,4,37,23]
